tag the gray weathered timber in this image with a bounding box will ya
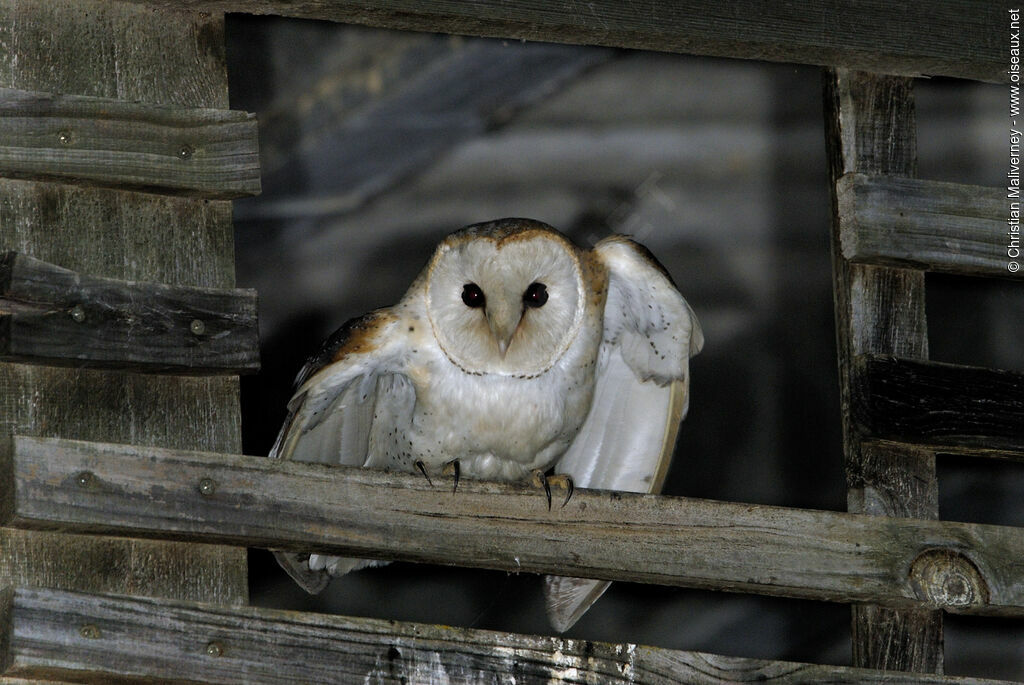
[1,588,1015,685]
[851,355,1024,455]
[6,436,1024,617]
[837,174,1016,278]
[0,252,259,374]
[117,0,1003,83]
[0,0,245,605]
[824,70,940,671]
[0,88,260,199]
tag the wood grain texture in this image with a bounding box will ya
[7,436,1024,617]
[4,588,1015,685]
[838,174,1015,279]
[0,252,259,374]
[117,0,1003,83]
[0,88,260,198]
[0,0,246,606]
[852,355,1024,455]
[824,69,940,671]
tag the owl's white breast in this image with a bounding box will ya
[391,306,602,482]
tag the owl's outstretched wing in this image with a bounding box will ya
[547,235,703,632]
[270,309,415,594]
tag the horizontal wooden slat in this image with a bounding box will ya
[6,436,1024,616]
[0,88,260,199]
[837,174,1017,279]
[852,355,1024,457]
[120,0,1004,83]
[0,252,259,374]
[3,588,1012,685]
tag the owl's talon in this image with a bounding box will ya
[531,469,553,510]
[549,474,574,508]
[414,460,433,486]
[442,459,461,493]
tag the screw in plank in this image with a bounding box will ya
[178,144,194,160]
[58,130,73,145]
[70,304,86,323]
[76,471,95,488]
[79,624,101,639]
[189,319,206,336]
[198,478,217,497]
[206,641,224,657]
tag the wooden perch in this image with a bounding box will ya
[851,355,1024,458]
[837,174,1016,279]
[0,252,259,374]
[5,435,1024,616]
[118,0,1005,83]
[1,587,1015,685]
[0,88,260,199]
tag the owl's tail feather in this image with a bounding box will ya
[272,551,383,594]
[544,576,612,633]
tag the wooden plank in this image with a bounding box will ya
[824,69,941,671]
[0,0,246,606]
[838,174,1016,279]
[852,355,1024,455]
[119,0,1004,83]
[0,252,259,374]
[3,588,1013,685]
[0,88,259,199]
[6,436,1024,617]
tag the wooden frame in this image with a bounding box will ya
[1,1,1018,682]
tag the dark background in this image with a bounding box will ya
[225,15,1024,679]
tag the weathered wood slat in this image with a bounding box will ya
[0,0,246,608]
[838,174,1016,279]
[6,436,1024,617]
[852,355,1024,455]
[120,0,1004,83]
[0,88,259,198]
[3,588,1013,685]
[0,252,259,374]
[825,68,940,671]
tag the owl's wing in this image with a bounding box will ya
[546,235,703,632]
[269,309,415,593]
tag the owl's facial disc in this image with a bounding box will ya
[426,233,584,377]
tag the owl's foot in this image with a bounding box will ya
[414,460,433,486]
[442,459,461,493]
[531,469,575,510]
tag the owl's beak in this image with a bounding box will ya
[486,304,522,357]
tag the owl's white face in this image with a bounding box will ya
[425,229,586,377]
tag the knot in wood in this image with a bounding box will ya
[909,549,989,609]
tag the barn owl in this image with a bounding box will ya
[270,218,703,632]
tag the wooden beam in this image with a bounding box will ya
[0,88,259,199]
[838,174,1017,279]
[6,435,1024,616]
[852,355,1024,456]
[824,69,939,671]
[118,0,1004,83]
[0,0,246,607]
[0,252,259,374]
[4,587,1014,685]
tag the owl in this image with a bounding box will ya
[270,218,703,632]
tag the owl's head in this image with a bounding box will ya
[424,218,586,377]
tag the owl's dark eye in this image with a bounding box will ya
[461,283,486,308]
[523,282,548,308]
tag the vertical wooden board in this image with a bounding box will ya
[0,0,228,108]
[0,1,246,605]
[824,69,940,672]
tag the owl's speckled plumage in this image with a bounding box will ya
[271,218,703,632]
